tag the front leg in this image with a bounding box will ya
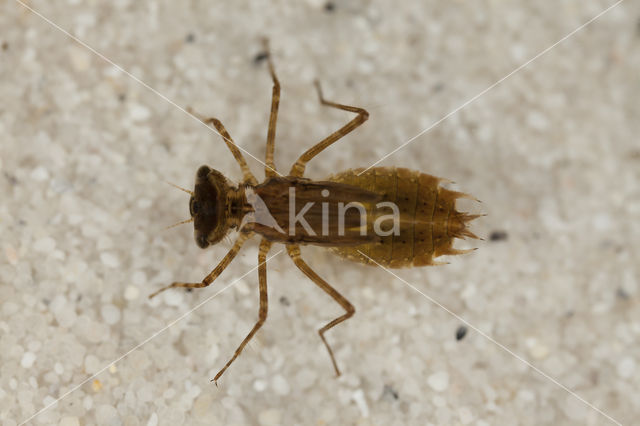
[262,38,281,178]
[148,232,252,299]
[187,107,258,185]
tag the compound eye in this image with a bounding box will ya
[196,233,209,249]
[190,198,200,216]
[196,165,210,179]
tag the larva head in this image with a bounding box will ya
[190,165,231,249]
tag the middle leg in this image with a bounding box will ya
[212,238,272,384]
[289,81,369,177]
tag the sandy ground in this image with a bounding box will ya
[1,1,639,425]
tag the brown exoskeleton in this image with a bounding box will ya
[149,40,480,384]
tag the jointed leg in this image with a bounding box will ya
[213,238,272,384]
[148,232,252,299]
[262,38,280,178]
[289,81,369,177]
[187,107,258,185]
[286,244,354,376]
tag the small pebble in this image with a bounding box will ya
[84,355,100,374]
[351,389,369,418]
[593,213,613,231]
[27,341,42,352]
[34,237,56,253]
[456,325,467,341]
[563,393,587,420]
[21,351,36,368]
[68,213,83,225]
[617,357,635,378]
[30,166,49,181]
[129,103,151,122]
[253,379,267,392]
[95,404,118,424]
[295,368,317,390]
[526,338,549,359]
[458,407,474,425]
[526,110,549,131]
[3,302,19,316]
[279,296,290,306]
[124,285,140,301]
[427,371,449,392]
[59,416,80,426]
[382,384,399,400]
[193,393,213,418]
[132,270,146,286]
[129,351,151,371]
[101,304,121,325]
[55,305,77,329]
[137,384,154,403]
[517,389,535,402]
[509,43,526,61]
[137,198,152,209]
[68,46,91,71]
[43,395,57,407]
[5,245,19,265]
[100,252,120,268]
[258,408,282,426]
[163,290,184,307]
[271,374,290,395]
[146,412,158,426]
[489,230,508,242]
[530,343,549,359]
[83,395,93,411]
[54,362,64,375]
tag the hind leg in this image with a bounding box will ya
[286,244,354,376]
[187,107,258,185]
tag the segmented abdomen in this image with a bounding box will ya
[327,167,478,268]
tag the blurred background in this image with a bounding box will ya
[1,1,638,425]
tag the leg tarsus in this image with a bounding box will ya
[262,38,280,178]
[313,79,324,103]
[148,281,207,299]
[313,79,330,106]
